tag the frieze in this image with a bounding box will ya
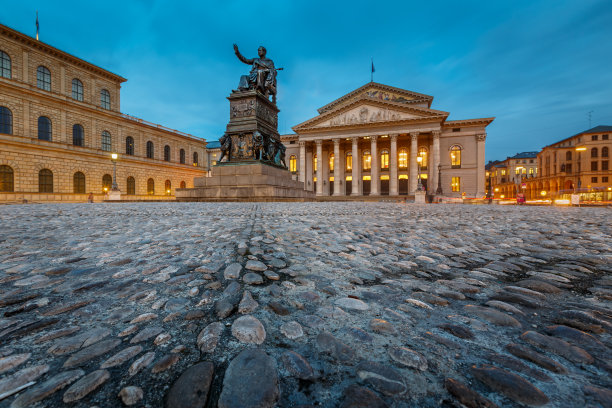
[230,100,255,118]
[328,107,404,126]
[256,103,278,127]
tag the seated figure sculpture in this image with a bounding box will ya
[233,44,278,103]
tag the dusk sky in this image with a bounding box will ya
[3,0,611,161]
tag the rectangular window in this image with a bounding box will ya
[591,161,598,171]
[592,135,598,141]
[591,177,598,183]
[602,161,609,171]
[346,154,352,171]
[603,134,609,140]
[451,176,460,192]
[603,176,608,182]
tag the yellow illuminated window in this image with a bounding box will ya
[450,145,462,168]
[289,155,297,172]
[313,177,317,182]
[346,176,352,181]
[346,152,352,170]
[420,174,428,179]
[329,153,334,172]
[313,154,317,172]
[329,176,334,181]
[515,168,520,174]
[501,169,506,175]
[380,150,389,169]
[529,167,534,175]
[380,175,389,180]
[418,147,428,169]
[362,175,371,180]
[451,176,460,192]
[363,150,371,170]
[398,174,408,180]
[399,148,408,168]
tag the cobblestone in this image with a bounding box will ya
[0,202,610,407]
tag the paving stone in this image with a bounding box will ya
[63,369,110,402]
[130,326,164,344]
[166,361,214,408]
[335,298,369,311]
[231,315,266,344]
[355,361,406,396]
[118,386,143,406]
[100,346,143,369]
[0,353,30,375]
[238,291,259,314]
[245,260,268,272]
[471,364,549,406]
[151,353,180,373]
[63,339,121,368]
[280,321,304,339]
[10,369,84,408]
[444,378,499,408]
[0,364,49,401]
[197,322,224,353]
[388,346,428,370]
[128,352,156,377]
[224,263,242,280]
[340,384,389,408]
[281,351,314,380]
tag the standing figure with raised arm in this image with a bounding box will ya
[233,44,278,103]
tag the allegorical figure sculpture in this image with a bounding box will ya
[233,44,279,103]
[218,133,232,163]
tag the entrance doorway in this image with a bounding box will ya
[381,179,389,195]
[399,179,408,195]
[345,180,352,195]
[363,179,371,195]
[329,180,334,195]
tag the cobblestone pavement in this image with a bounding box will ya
[0,203,611,408]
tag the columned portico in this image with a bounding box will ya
[409,132,418,192]
[315,140,323,196]
[389,134,398,195]
[299,141,306,184]
[333,139,342,196]
[351,137,359,195]
[370,135,379,195]
[432,130,440,194]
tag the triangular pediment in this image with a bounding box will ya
[293,97,448,132]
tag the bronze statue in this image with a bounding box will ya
[233,44,280,103]
[218,133,232,162]
[252,131,265,160]
[277,141,287,168]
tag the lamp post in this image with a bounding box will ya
[416,156,423,191]
[111,153,119,191]
[436,163,443,194]
[575,146,586,194]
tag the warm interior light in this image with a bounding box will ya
[500,195,505,198]
[540,191,547,196]
[575,147,587,151]
[166,190,170,193]
[103,187,108,192]
[494,188,499,192]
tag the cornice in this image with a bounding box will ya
[442,118,495,127]
[295,116,447,135]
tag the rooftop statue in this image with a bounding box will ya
[233,44,280,103]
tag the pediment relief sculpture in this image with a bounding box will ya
[317,106,417,128]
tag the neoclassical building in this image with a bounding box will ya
[281,83,493,197]
[0,23,207,202]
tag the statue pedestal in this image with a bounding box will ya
[176,162,314,202]
[107,190,121,201]
[414,190,426,204]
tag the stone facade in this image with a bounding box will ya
[281,83,493,198]
[486,152,539,199]
[0,24,207,202]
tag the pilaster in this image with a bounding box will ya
[370,135,379,195]
[389,134,398,195]
[351,137,359,195]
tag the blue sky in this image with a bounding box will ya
[3,0,611,160]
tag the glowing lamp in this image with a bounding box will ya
[540,191,547,196]
[416,156,422,163]
[575,147,587,151]
[111,153,118,160]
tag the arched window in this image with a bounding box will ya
[72,79,83,101]
[72,124,84,146]
[288,155,297,172]
[0,165,14,192]
[146,141,154,159]
[164,145,171,161]
[566,151,572,161]
[73,172,85,194]
[100,89,110,110]
[362,150,371,170]
[37,66,51,91]
[102,174,112,192]
[180,181,186,189]
[602,147,609,158]
[380,150,389,169]
[193,152,199,165]
[329,153,335,172]
[450,145,462,168]
[0,51,11,79]
[346,152,352,171]
[399,148,408,168]
[147,178,154,195]
[127,176,135,195]
[180,149,185,164]
[418,147,428,170]
[126,136,134,155]
[39,169,53,193]
[38,116,52,141]
[165,180,171,195]
[313,154,318,172]
[101,131,111,151]
[0,106,12,134]
[591,147,598,158]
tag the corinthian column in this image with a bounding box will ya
[390,134,398,195]
[370,135,379,195]
[299,141,306,186]
[432,130,441,194]
[409,132,418,192]
[351,137,359,195]
[333,139,342,196]
[476,133,486,197]
[315,140,323,196]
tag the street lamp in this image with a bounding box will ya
[416,156,423,191]
[436,163,443,194]
[111,153,119,191]
[575,146,586,193]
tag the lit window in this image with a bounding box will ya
[165,180,171,195]
[147,178,154,195]
[100,89,111,109]
[193,152,199,165]
[72,79,83,101]
[127,177,136,195]
[329,153,335,172]
[380,150,389,169]
[501,169,506,176]
[38,116,52,141]
[73,172,85,194]
[529,168,534,175]
[450,145,462,168]
[418,147,428,170]
[102,174,112,191]
[451,176,460,192]
[363,150,371,170]
[39,169,53,192]
[0,165,14,192]
[313,154,318,172]
[289,155,297,172]
[101,131,111,151]
[346,152,352,170]
[0,51,11,78]
[37,66,51,91]
[73,124,84,147]
[398,148,408,168]
[0,106,13,134]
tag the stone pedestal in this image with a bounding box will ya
[414,190,426,204]
[176,162,314,202]
[107,190,121,201]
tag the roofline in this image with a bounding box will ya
[0,23,127,83]
[442,117,495,127]
[543,125,612,148]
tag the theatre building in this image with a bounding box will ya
[282,83,494,198]
[0,23,207,202]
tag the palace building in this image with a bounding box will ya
[0,23,207,202]
[281,83,494,197]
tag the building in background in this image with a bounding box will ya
[524,125,611,201]
[486,152,538,199]
[0,23,207,202]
